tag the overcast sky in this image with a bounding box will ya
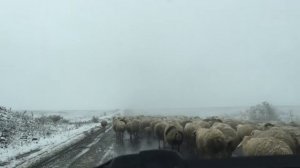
[0,0,300,110]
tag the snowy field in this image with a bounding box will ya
[28,109,119,122]
[0,107,120,168]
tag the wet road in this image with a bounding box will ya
[30,127,168,168]
[30,127,212,168]
[30,126,115,168]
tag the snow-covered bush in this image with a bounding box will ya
[0,106,86,148]
[246,101,279,122]
[91,116,99,123]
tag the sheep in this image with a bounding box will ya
[250,129,263,137]
[164,125,183,152]
[118,117,129,124]
[183,121,210,148]
[126,119,140,142]
[278,126,300,154]
[154,121,168,149]
[144,126,152,138]
[238,136,293,156]
[252,127,297,153]
[150,119,162,137]
[236,124,256,142]
[101,120,108,128]
[179,120,191,128]
[192,120,210,129]
[164,122,184,151]
[212,122,239,156]
[113,119,126,143]
[203,116,223,127]
[140,118,152,138]
[140,118,151,131]
[167,120,184,132]
[195,127,227,159]
[183,122,199,146]
[224,119,243,130]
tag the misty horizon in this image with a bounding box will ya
[1,0,300,110]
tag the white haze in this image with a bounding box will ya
[0,0,300,110]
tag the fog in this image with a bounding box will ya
[1,0,300,110]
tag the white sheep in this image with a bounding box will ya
[238,136,293,156]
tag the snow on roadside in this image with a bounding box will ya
[0,111,121,168]
[1,123,98,168]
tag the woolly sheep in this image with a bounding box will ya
[278,126,300,154]
[224,119,243,130]
[238,136,293,156]
[252,127,297,153]
[236,124,256,141]
[140,119,151,131]
[164,125,184,152]
[154,121,168,149]
[113,119,126,143]
[126,119,140,142]
[183,121,210,147]
[203,117,223,127]
[195,127,227,158]
[212,123,239,156]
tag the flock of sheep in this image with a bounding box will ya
[112,115,300,158]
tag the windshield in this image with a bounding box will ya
[0,0,299,167]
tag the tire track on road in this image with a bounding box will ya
[30,126,108,168]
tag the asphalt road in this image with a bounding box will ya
[29,123,247,168]
[30,126,167,168]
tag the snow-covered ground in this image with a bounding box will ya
[0,108,120,168]
[29,109,119,122]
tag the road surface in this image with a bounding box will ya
[28,125,244,168]
[29,126,169,168]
